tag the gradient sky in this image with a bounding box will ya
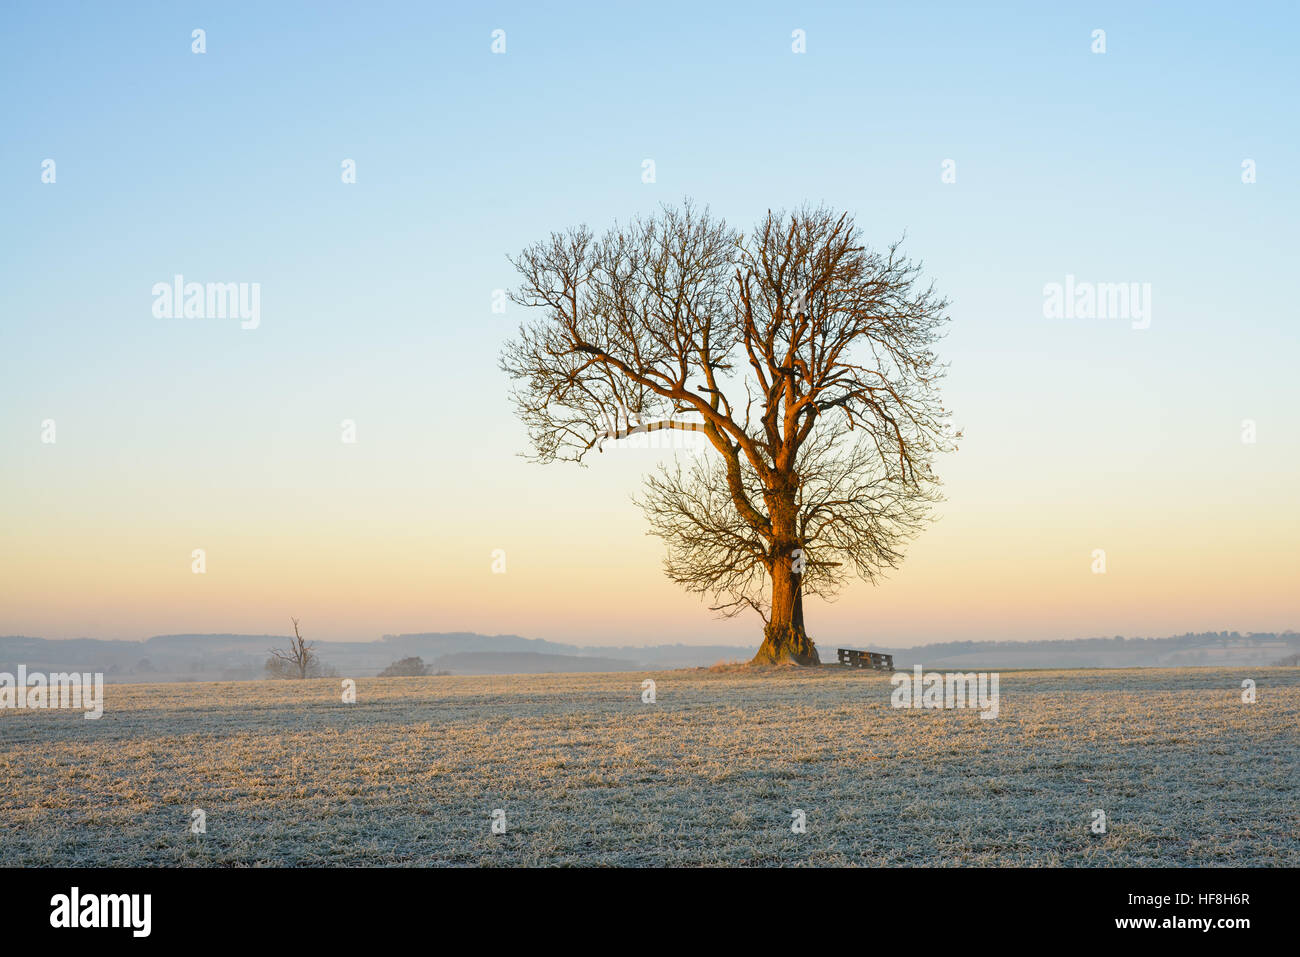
[2,1,1297,647]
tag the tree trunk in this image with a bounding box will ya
[751,555,820,666]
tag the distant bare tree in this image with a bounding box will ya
[501,201,956,664]
[269,618,316,679]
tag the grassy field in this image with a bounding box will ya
[1,666,1296,866]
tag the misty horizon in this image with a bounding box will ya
[5,626,1298,650]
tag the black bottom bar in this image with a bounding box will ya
[3,866,1284,943]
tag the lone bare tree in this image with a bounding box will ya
[501,202,955,664]
[270,618,316,679]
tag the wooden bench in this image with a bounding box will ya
[837,648,894,671]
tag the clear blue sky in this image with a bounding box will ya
[2,1,1297,645]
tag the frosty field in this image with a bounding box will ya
[1,667,1296,867]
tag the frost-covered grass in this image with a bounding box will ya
[1,667,1295,866]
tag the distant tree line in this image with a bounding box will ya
[377,657,450,677]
